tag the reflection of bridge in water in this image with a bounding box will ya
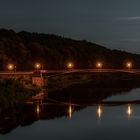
[25,87,140,106]
[26,92,45,105]
[25,94,140,119]
[94,100,140,106]
[31,100,135,120]
[42,100,140,106]
[0,98,137,134]
[26,97,140,106]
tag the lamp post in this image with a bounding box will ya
[34,62,44,78]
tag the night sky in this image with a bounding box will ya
[1,0,140,53]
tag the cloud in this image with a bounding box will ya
[117,16,140,21]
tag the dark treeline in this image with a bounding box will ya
[0,79,36,112]
[0,28,140,70]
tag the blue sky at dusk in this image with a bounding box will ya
[1,0,140,53]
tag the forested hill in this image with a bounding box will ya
[0,29,140,70]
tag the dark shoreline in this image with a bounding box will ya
[48,71,140,93]
[1,72,140,114]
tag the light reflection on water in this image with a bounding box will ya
[67,104,73,119]
[97,105,102,119]
[34,103,135,120]
[1,88,140,140]
[36,103,40,118]
[126,104,133,118]
[1,104,140,140]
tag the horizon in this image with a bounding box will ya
[1,0,140,54]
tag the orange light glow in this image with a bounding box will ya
[126,62,132,69]
[96,62,103,69]
[7,64,14,71]
[35,63,41,70]
[67,62,74,69]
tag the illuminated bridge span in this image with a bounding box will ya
[0,69,140,77]
[45,69,140,78]
[0,69,140,88]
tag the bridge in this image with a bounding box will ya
[0,69,140,77]
[0,69,140,90]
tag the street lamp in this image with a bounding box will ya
[7,64,16,71]
[126,62,132,69]
[96,62,103,69]
[35,63,41,70]
[67,62,74,70]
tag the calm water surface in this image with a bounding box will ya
[1,88,140,140]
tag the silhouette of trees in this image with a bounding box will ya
[0,29,140,70]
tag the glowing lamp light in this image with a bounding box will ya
[67,62,74,69]
[126,62,132,69]
[7,64,14,71]
[96,62,103,69]
[35,63,41,70]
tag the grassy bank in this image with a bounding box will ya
[0,78,37,112]
[48,72,140,104]
[48,72,140,93]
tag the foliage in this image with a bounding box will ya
[0,79,34,110]
[0,29,140,70]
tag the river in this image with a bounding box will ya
[0,87,140,140]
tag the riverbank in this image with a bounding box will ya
[48,72,140,104]
[0,78,38,112]
[48,71,140,92]
[1,72,140,111]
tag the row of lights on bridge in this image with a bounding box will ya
[6,61,133,71]
[66,62,132,69]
